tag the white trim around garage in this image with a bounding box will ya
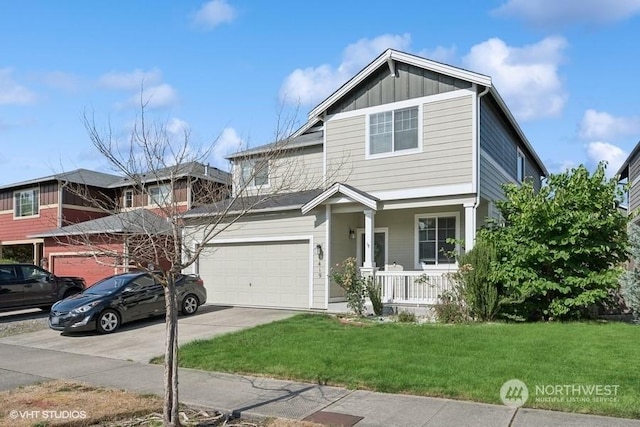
[193,234,315,310]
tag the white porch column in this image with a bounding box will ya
[464,202,476,252]
[363,209,376,268]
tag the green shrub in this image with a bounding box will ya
[397,310,416,323]
[366,279,384,316]
[433,288,468,323]
[330,257,366,316]
[620,223,640,319]
[455,237,501,321]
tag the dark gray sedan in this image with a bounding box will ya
[49,271,207,334]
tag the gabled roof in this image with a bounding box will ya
[226,130,323,160]
[28,209,172,238]
[0,168,122,190]
[109,161,230,187]
[232,49,547,177]
[301,183,379,214]
[616,140,640,180]
[184,189,324,218]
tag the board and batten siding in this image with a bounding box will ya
[328,62,472,115]
[326,93,474,194]
[232,144,324,197]
[629,151,640,214]
[188,209,327,309]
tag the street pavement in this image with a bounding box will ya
[0,306,639,427]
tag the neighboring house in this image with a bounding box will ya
[183,49,548,311]
[0,162,229,285]
[617,140,640,223]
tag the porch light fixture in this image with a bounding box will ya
[315,244,324,259]
[348,228,356,240]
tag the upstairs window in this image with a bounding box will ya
[124,190,133,208]
[517,149,525,183]
[240,159,269,187]
[14,188,39,217]
[369,107,419,156]
[416,215,457,266]
[148,184,172,206]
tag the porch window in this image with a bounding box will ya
[14,188,39,217]
[148,184,172,206]
[240,159,269,187]
[417,215,457,265]
[369,107,419,155]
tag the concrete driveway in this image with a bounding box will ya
[0,305,296,363]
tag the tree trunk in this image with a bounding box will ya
[163,279,180,426]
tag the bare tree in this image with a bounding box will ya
[52,98,343,426]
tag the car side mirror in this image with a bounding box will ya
[122,286,134,293]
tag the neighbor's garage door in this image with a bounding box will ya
[52,256,116,287]
[199,240,310,309]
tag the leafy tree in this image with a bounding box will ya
[486,162,627,320]
[620,223,640,319]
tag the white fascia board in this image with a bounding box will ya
[301,183,377,214]
[308,49,492,121]
[371,183,474,201]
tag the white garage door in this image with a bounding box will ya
[198,240,310,309]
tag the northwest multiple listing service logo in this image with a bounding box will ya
[500,379,529,407]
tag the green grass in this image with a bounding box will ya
[169,314,640,419]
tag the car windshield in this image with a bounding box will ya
[84,274,139,295]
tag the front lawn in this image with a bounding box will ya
[171,314,640,419]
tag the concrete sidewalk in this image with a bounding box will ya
[1,343,638,427]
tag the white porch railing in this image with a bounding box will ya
[373,270,454,305]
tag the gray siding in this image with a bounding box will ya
[232,144,324,197]
[480,96,543,192]
[329,63,472,115]
[629,151,640,213]
[326,93,474,194]
[480,153,513,202]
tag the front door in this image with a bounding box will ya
[357,229,388,270]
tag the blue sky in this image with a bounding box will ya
[1,0,639,185]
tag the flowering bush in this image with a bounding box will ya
[330,257,366,316]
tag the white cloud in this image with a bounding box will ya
[493,0,640,28]
[556,160,579,173]
[211,127,243,169]
[193,0,236,29]
[586,141,627,176]
[124,83,178,109]
[98,68,163,91]
[166,118,190,135]
[579,109,640,141]
[463,37,568,121]
[280,33,411,106]
[0,68,37,105]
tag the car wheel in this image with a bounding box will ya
[181,294,199,315]
[97,309,120,334]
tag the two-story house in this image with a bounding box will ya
[617,141,640,223]
[1,162,229,285]
[183,49,548,311]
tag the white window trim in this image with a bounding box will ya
[414,212,460,270]
[124,190,133,208]
[239,159,271,190]
[147,183,173,207]
[13,187,40,219]
[365,102,423,160]
[516,148,525,183]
